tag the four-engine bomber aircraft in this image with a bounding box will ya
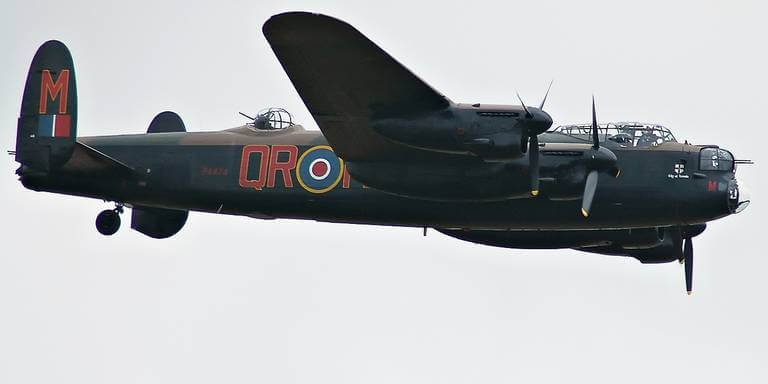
[12,12,751,294]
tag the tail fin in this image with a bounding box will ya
[16,40,77,172]
[147,111,186,133]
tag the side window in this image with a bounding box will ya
[700,148,734,171]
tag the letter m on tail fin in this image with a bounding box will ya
[39,69,70,115]
[16,40,78,171]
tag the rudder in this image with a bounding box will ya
[16,40,77,172]
[147,111,186,133]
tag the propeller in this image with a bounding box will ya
[518,91,533,155]
[530,135,540,195]
[539,79,553,110]
[518,83,554,196]
[591,95,599,150]
[683,236,693,295]
[678,225,706,295]
[581,170,599,217]
[580,96,619,217]
[516,92,533,119]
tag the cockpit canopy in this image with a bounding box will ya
[246,107,295,131]
[549,122,677,148]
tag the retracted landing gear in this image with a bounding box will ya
[96,203,124,236]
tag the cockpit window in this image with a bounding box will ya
[699,147,734,171]
[548,122,677,148]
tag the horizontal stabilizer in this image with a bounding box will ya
[131,205,188,239]
[147,111,186,133]
[64,142,134,176]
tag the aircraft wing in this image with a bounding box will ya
[263,12,452,161]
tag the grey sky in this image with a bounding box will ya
[1,1,766,383]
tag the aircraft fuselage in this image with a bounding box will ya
[18,125,736,231]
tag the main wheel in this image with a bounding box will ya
[96,209,121,236]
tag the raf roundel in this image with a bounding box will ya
[296,146,344,193]
[309,158,331,180]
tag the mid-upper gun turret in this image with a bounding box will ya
[240,107,295,131]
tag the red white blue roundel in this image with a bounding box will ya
[296,146,344,193]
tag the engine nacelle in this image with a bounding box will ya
[619,229,682,263]
[576,225,706,263]
[372,104,548,160]
[617,228,665,249]
[435,227,666,249]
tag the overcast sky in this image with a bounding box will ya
[1,1,766,383]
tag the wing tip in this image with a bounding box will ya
[263,11,352,38]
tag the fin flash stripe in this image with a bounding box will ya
[37,114,71,138]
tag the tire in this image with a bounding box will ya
[96,209,121,236]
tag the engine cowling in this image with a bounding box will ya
[435,227,665,249]
[347,104,555,201]
[576,225,706,263]
[371,104,550,161]
[435,226,709,264]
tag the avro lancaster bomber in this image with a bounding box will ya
[11,12,752,294]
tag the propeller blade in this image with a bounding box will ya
[517,92,532,118]
[591,95,599,149]
[581,170,599,217]
[539,80,554,110]
[684,237,693,295]
[530,135,540,196]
